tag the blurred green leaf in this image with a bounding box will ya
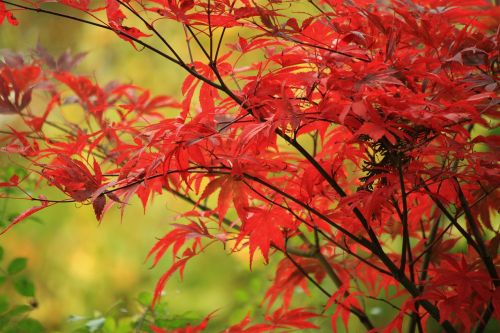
[102,317,116,333]
[153,301,168,315]
[14,318,46,333]
[155,316,197,330]
[85,317,105,333]
[0,295,9,313]
[249,277,261,293]
[9,304,32,316]
[116,318,132,333]
[137,292,152,307]
[233,289,249,302]
[13,277,35,297]
[0,246,4,261]
[0,316,10,328]
[8,258,28,275]
[0,275,6,285]
[70,328,88,333]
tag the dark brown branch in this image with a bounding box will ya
[283,250,331,298]
[397,165,411,277]
[167,189,239,231]
[241,176,372,249]
[242,176,455,331]
[312,239,375,330]
[115,0,185,65]
[1,1,226,93]
[283,201,391,276]
[474,301,495,333]
[408,217,441,333]
[420,179,481,253]
[453,178,499,286]
[184,23,212,61]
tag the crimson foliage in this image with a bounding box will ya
[0,0,499,332]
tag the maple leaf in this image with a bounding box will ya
[1,127,39,156]
[105,0,151,46]
[197,175,249,224]
[234,206,297,267]
[53,72,107,116]
[59,0,90,11]
[151,311,212,333]
[0,1,18,26]
[0,174,19,188]
[152,253,193,307]
[33,43,87,72]
[42,156,105,202]
[326,285,363,333]
[423,255,495,330]
[146,222,208,268]
[0,65,41,114]
[92,194,106,221]
[0,196,49,235]
[266,307,319,330]
[264,256,322,310]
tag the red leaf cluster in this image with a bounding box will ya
[1,0,498,331]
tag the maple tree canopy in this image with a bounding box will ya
[0,0,499,332]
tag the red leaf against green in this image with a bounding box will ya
[266,307,319,330]
[0,2,18,26]
[42,156,104,202]
[151,311,212,333]
[0,197,49,235]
